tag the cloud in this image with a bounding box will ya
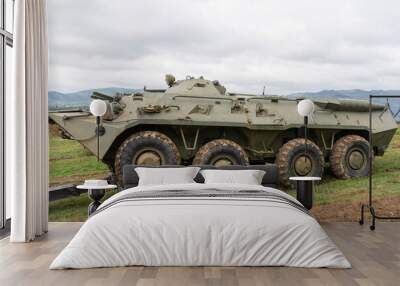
[48,0,400,94]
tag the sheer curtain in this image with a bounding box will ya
[8,0,48,242]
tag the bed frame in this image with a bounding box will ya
[86,165,280,216]
[122,164,280,190]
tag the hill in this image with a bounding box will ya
[288,89,400,119]
[288,89,400,100]
[48,87,400,117]
[48,87,140,109]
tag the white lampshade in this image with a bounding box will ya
[90,99,107,117]
[297,99,315,117]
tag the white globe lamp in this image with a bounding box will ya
[90,99,107,117]
[90,100,107,161]
[297,99,314,117]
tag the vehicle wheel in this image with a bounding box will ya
[192,139,249,166]
[276,138,324,187]
[114,131,181,184]
[330,135,370,179]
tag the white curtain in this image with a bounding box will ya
[8,0,49,242]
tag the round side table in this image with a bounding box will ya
[289,177,321,210]
[76,184,117,216]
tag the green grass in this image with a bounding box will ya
[49,132,109,221]
[49,190,117,222]
[49,128,400,222]
[49,132,109,186]
[311,129,400,207]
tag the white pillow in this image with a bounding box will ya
[135,167,201,186]
[200,169,266,185]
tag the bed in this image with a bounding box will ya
[50,165,351,269]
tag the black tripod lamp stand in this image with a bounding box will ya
[359,95,400,230]
[90,99,107,161]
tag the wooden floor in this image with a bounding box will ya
[0,222,399,286]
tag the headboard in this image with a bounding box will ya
[122,164,280,189]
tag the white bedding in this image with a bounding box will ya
[50,183,351,269]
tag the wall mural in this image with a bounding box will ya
[47,0,400,223]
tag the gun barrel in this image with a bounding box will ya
[91,91,114,101]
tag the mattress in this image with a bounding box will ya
[50,183,351,269]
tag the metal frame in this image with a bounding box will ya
[0,0,14,230]
[359,95,400,230]
[180,127,200,150]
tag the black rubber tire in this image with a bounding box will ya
[192,139,249,166]
[276,138,324,187]
[329,135,370,179]
[114,131,181,185]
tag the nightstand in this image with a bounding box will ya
[77,180,117,216]
[289,177,321,210]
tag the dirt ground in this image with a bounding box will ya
[50,173,108,187]
[312,196,400,222]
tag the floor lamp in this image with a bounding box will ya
[90,99,107,161]
[291,99,317,210]
[297,99,315,162]
[359,95,400,230]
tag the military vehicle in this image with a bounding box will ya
[49,75,397,187]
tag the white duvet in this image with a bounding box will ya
[50,183,351,269]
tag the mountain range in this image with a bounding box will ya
[289,90,400,117]
[289,89,400,100]
[48,88,400,113]
[48,87,140,109]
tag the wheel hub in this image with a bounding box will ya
[348,150,365,170]
[135,150,162,165]
[211,155,236,166]
[213,158,234,166]
[294,155,312,176]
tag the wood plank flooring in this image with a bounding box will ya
[0,222,399,286]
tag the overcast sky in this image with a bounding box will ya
[48,0,400,94]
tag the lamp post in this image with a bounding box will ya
[288,99,318,210]
[90,100,107,161]
[297,99,315,170]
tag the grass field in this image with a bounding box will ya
[49,132,109,187]
[49,129,400,222]
[49,132,110,221]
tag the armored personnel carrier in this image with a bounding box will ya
[49,75,397,187]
